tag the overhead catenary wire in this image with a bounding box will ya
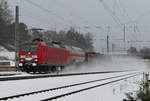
[126,9,150,24]
[117,1,145,48]
[25,0,72,27]
[25,0,97,34]
[117,0,131,22]
[112,0,131,24]
[135,26,142,41]
[99,0,123,25]
[98,0,127,39]
[52,0,108,34]
[20,0,145,42]
[19,7,59,30]
[98,0,145,51]
[52,0,88,24]
[98,0,132,42]
[121,5,147,47]
[22,0,108,35]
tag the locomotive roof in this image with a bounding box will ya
[21,41,47,46]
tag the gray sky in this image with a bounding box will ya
[6,0,150,52]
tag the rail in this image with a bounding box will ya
[0,70,134,81]
[41,73,141,101]
[0,72,141,100]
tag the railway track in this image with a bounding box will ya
[0,72,142,101]
[0,70,134,81]
[0,73,21,76]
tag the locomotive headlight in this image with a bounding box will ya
[34,59,38,62]
[32,55,37,58]
[20,59,24,62]
[19,63,23,66]
[32,63,37,66]
[20,55,25,58]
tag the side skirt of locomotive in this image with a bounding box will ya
[20,62,66,73]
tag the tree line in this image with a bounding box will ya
[127,46,150,59]
[0,0,94,52]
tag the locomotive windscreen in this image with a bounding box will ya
[21,44,39,52]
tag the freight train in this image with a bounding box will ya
[18,39,85,73]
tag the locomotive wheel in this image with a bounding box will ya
[56,66,62,72]
[38,69,42,74]
[25,66,30,73]
[26,69,30,73]
[33,70,36,74]
[33,67,38,74]
[51,66,57,72]
[26,71,30,73]
[60,66,65,71]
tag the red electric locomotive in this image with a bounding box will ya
[19,39,70,73]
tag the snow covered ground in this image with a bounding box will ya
[57,74,142,101]
[0,71,142,101]
[0,56,149,101]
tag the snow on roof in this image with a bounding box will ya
[71,46,82,51]
[0,52,15,60]
[0,46,15,60]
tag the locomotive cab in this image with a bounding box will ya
[19,42,44,72]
